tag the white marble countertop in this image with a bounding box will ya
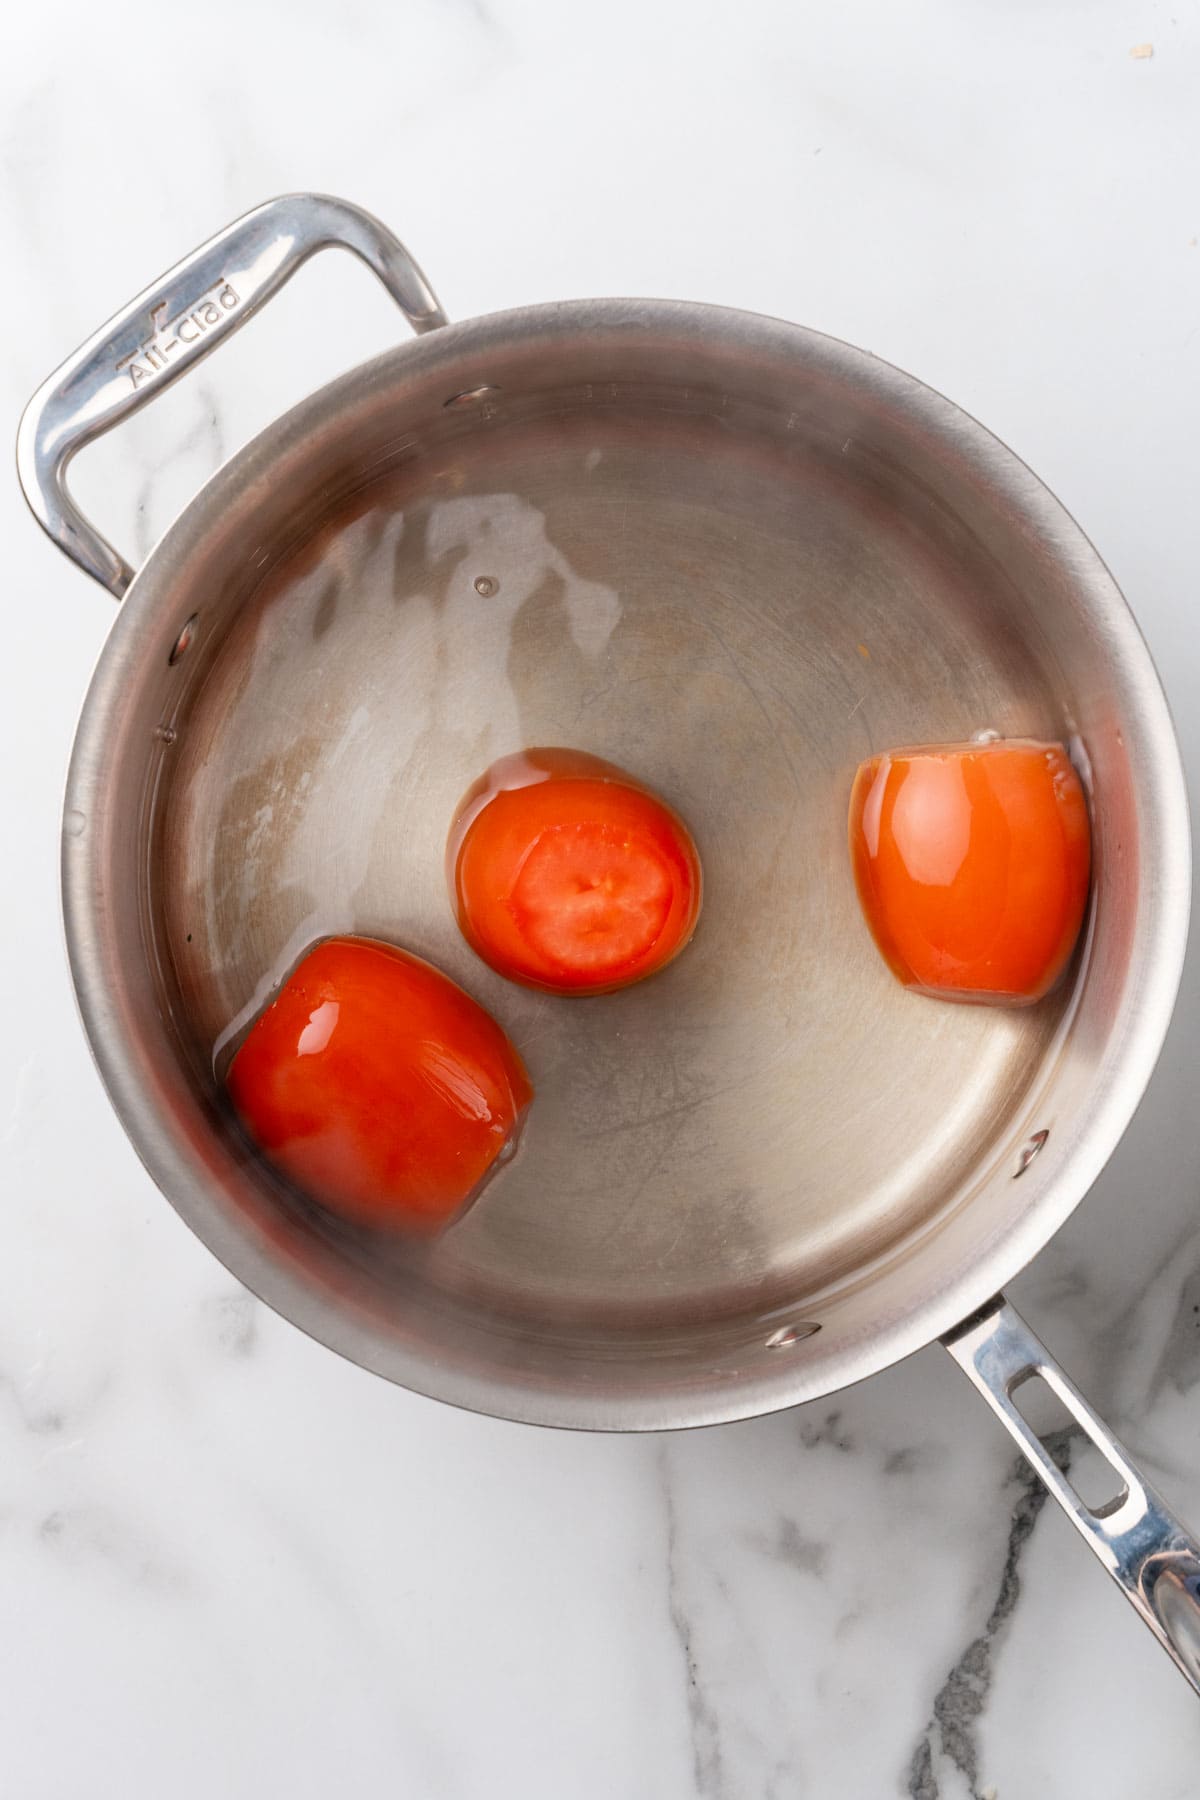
[4,1,1200,1793]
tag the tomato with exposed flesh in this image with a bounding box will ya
[448,748,702,996]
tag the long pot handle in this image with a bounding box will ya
[16,193,447,599]
[944,1294,1200,1692]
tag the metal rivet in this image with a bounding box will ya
[444,385,501,409]
[766,1322,821,1349]
[168,614,199,666]
[1015,1129,1050,1178]
[64,809,86,839]
[154,724,177,745]
[473,575,498,598]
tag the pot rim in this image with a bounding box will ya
[61,296,1192,1429]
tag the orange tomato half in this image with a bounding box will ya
[849,739,1091,1004]
[448,748,702,996]
[226,936,532,1229]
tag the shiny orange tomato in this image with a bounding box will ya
[849,740,1091,1004]
[448,748,703,996]
[226,936,532,1229]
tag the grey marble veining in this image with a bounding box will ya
[907,1435,1072,1800]
[4,0,1200,1795]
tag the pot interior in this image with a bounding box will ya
[67,304,1186,1424]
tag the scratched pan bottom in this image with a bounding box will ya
[160,399,1072,1339]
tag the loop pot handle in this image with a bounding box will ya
[16,193,448,599]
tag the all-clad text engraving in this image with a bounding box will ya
[115,278,241,390]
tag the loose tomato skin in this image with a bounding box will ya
[448,748,703,996]
[226,937,532,1230]
[849,740,1091,1004]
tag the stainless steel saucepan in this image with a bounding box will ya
[19,194,1200,1689]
